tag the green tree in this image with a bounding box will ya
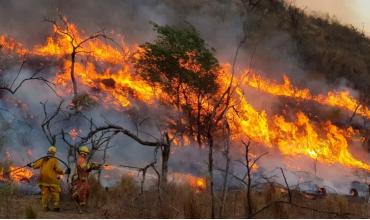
[135,23,221,146]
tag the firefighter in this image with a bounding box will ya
[71,146,102,210]
[27,146,70,211]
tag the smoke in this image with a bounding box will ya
[0,0,368,194]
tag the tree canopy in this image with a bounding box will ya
[135,24,223,145]
[136,23,220,100]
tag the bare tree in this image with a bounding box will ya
[61,121,171,186]
[160,132,172,184]
[119,147,161,194]
[203,28,247,218]
[126,109,174,184]
[44,14,114,99]
[219,120,231,218]
[60,116,118,167]
[40,100,64,146]
[238,140,268,218]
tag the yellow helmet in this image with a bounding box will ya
[79,146,90,154]
[48,146,57,154]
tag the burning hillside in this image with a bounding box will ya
[0,17,368,178]
[242,72,370,119]
[0,0,369,218]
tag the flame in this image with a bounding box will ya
[0,35,28,55]
[68,128,80,141]
[0,166,33,183]
[28,18,156,108]
[102,164,114,170]
[172,173,207,192]
[229,83,370,171]
[242,71,370,119]
[27,149,33,157]
[0,20,369,173]
[53,60,155,109]
[33,20,127,64]
[189,176,207,192]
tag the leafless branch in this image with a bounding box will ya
[79,124,165,147]
[279,167,292,203]
[250,199,353,218]
[41,100,64,145]
[119,156,160,194]
[0,64,56,96]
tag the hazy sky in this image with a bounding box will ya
[294,0,370,35]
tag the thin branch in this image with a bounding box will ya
[41,100,64,145]
[279,167,292,203]
[9,59,26,88]
[0,66,56,96]
[79,124,164,147]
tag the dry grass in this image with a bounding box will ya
[83,175,369,218]
[0,175,369,218]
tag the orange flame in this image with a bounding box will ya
[27,149,33,157]
[242,71,370,119]
[102,164,114,170]
[0,35,28,55]
[189,176,207,192]
[0,166,33,183]
[0,20,369,173]
[229,82,370,171]
[172,173,207,192]
[28,19,156,109]
[68,128,80,141]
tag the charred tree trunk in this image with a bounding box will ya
[197,93,202,147]
[243,141,253,218]
[160,133,171,184]
[220,122,231,218]
[70,48,78,98]
[347,103,361,125]
[208,131,216,218]
[161,145,170,184]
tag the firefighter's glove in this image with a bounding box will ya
[26,163,33,168]
[65,168,71,175]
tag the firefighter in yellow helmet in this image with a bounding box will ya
[27,146,70,211]
[71,146,102,210]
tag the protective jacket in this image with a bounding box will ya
[71,155,100,206]
[32,157,64,188]
[32,156,64,210]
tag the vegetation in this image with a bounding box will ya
[0,175,369,218]
[135,23,222,147]
[0,0,369,219]
[241,0,370,101]
[24,205,37,219]
[0,183,15,218]
[136,24,234,217]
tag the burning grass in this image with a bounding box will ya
[0,163,33,184]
